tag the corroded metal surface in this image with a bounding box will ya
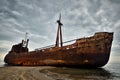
[4,32,113,67]
[4,15,114,68]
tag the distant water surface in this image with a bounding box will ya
[0,60,5,67]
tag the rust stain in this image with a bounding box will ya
[4,15,114,68]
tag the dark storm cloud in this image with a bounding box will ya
[0,0,120,56]
[110,0,120,3]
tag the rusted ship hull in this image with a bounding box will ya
[4,51,110,67]
[4,32,113,68]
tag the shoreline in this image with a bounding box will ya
[0,63,119,80]
[0,66,55,80]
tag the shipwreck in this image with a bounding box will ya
[4,15,113,68]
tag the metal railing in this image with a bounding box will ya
[35,39,77,51]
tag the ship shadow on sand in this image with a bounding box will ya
[39,67,114,80]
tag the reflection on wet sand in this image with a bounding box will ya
[0,66,54,80]
[40,67,113,80]
[0,65,117,80]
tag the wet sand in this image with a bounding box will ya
[0,66,54,80]
[0,66,115,80]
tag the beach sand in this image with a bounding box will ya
[0,66,113,80]
[0,66,55,80]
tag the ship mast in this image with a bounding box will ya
[55,14,63,47]
[22,32,29,47]
[25,32,28,42]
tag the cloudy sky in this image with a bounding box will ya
[0,0,120,61]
